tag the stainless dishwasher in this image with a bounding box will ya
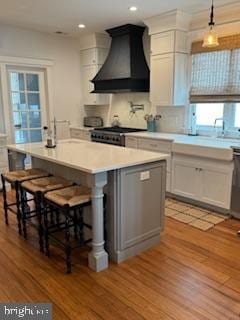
[231,147,240,218]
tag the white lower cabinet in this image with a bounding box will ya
[126,137,172,192]
[172,155,233,209]
[125,137,138,149]
[70,128,91,141]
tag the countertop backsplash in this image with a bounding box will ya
[84,95,186,133]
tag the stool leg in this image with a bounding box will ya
[35,192,44,253]
[43,204,50,257]
[15,181,22,236]
[20,186,27,239]
[1,174,9,225]
[78,207,84,245]
[64,206,72,274]
[73,209,78,240]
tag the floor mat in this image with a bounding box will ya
[165,198,229,231]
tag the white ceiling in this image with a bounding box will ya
[0,0,237,36]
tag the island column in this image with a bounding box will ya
[87,171,109,272]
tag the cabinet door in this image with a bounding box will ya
[70,129,83,139]
[200,166,232,209]
[172,160,199,199]
[82,65,98,105]
[150,54,174,106]
[125,137,138,149]
[82,65,109,105]
[151,31,175,55]
[81,49,97,66]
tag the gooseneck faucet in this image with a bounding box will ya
[51,117,71,144]
[214,117,225,137]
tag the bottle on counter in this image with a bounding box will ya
[43,126,56,148]
[188,112,198,136]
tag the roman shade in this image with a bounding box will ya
[190,34,240,103]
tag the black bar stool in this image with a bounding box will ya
[20,176,73,252]
[1,169,49,235]
[43,185,93,273]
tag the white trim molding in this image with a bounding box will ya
[0,55,53,143]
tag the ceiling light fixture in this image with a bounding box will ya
[78,24,86,29]
[129,6,137,12]
[202,0,219,48]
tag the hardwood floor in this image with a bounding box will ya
[1,193,240,319]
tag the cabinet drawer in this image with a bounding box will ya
[138,138,171,153]
[138,138,171,172]
[125,137,138,149]
[70,129,83,139]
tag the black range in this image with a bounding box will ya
[91,127,145,146]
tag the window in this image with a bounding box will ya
[8,70,46,144]
[190,43,240,135]
[192,103,240,134]
[195,103,224,127]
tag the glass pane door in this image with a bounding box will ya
[9,71,46,144]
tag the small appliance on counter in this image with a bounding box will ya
[83,116,103,128]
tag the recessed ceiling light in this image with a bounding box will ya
[78,24,86,29]
[129,6,137,11]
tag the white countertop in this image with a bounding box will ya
[126,132,240,161]
[7,139,169,174]
[126,132,240,148]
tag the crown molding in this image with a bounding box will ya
[144,9,191,35]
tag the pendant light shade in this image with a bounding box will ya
[202,0,219,48]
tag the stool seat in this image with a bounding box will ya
[21,176,73,193]
[3,168,48,183]
[45,185,91,207]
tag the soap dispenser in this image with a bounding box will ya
[188,112,198,136]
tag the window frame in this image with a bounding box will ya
[7,68,47,144]
[191,102,240,136]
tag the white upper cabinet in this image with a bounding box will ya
[150,52,188,106]
[81,48,108,66]
[150,30,188,55]
[82,64,108,106]
[145,10,191,107]
[80,33,110,106]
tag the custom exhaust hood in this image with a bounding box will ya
[91,24,150,93]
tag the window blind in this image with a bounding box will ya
[190,48,240,103]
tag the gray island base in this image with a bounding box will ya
[7,140,167,271]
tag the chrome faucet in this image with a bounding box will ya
[214,117,225,137]
[51,117,71,144]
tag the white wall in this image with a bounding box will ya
[0,24,84,139]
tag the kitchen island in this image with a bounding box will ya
[7,139,168,272]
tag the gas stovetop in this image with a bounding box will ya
[91,127,145,146]
[93,127,144,134]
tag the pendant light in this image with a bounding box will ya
[202,0,219,48]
